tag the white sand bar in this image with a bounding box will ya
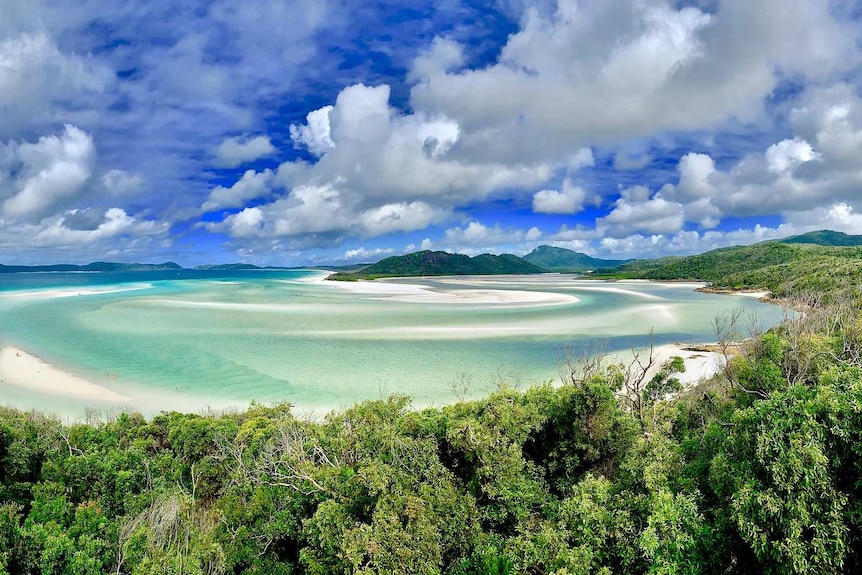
[323,277,579,306]
[633,344,724,386]
[0,283,153,301]
[0,347,131,402]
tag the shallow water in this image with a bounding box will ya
[0,270,785,415]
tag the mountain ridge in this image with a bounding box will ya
[523,245,632,271]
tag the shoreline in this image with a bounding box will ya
[0,275,772,418]
[641,343,725,386]
[0,346,131,403]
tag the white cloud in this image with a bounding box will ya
[408,37,464,83]
[765,138,819,173]
[213,135,276,168]
[2,125,96,221]
[443,221,541,248]
[212,82,554,246]
[203,169,273,212]
[359,201,448,236]
[102,169,143,195]
[289,106,335,157]
[532,180,590,214]
[31,207,165,246]
[525,226,542,241]
[675,153,716,201]
[650,83,862,225]
[598,189,684,237]
[410,0,858,165]
[0,33,111,132]
[342,246,395,261]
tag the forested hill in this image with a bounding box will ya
[522,245,631,271]
[326,250,545,280]
[600,240,862,297]
[0,261,182,273]
[779,229,862,246]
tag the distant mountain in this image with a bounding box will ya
[82,261,183,272]
[194,263,263,270]
[327,250,545,280]
[523,245,632,272]
[779,230,862,247]
[0,261,183,274]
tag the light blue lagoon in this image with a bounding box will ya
[0,269,785,416]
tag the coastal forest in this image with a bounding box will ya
[3,237,862,573]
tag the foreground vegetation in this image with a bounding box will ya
[2,290,862,573]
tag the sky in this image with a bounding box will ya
[1,0,862,266]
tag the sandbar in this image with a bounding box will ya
[0,346,131,402]
[0,284,153,301]
[322,276,579,306]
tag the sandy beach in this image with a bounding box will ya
[646,343,724,385]
[0,346,131,402]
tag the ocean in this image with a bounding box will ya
[0,270,785,416]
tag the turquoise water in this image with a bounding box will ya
[0,270,785,415]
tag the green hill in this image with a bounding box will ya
[779,229,862,247]
[523,245,632,272]
[327,250,545,280]
[600,240,862,297]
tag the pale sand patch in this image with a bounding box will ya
[323,276,579,306]
[732,291,770,299]
[0,347,131,402]
[0,284,153,301]
[637,343,724,386]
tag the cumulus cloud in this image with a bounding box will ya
[359,202,448,236]
[2,125,96,221]
[598,187,684,237]
[203,169,274,212]
[342,246,395,261]
[533,180,592,214]
[653,83,862,225]
[102,169,143,195]
[31,207,165,246]
[443,221,542,249]
[765,138,819,174]
[410,0,858,164]
[214,135,276,168]
[211,82,554,246]
[0,33,111,133]
[290,106,335,157]
[408,37,464,83]
[3,0,862,264]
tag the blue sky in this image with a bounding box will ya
[1,0,862,266]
